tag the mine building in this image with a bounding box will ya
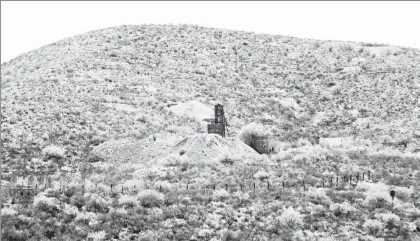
[207,104,228,137]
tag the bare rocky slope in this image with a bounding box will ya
[1,24,420,168]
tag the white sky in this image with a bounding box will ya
[1,1,420,63]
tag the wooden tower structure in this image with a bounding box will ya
[207,104,228,137]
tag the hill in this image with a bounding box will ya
[1,24,420,168]
[1,24,420,241]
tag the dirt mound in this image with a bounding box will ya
[162,134,260,165]
[168,101,213,121]
[91,133,182,164]
[93,133,260,166]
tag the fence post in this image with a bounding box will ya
[330,177,333,187]
[363,172,365,180]
[240,184,243,191]
[267,181,270,191]
[111,184,113,193]
[322,179,324,188]
[282,181,285,189]
[336,176,338,185]
[253,182,255,191]
[303,180,305,191]
[368,171,371,180]
[187,184,189,190]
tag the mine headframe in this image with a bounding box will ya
[207,104,228,138]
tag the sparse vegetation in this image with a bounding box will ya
[1,24,420,241]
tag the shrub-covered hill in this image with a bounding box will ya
[1,24,420,166]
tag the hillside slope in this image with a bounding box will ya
[1,24,420,167]
[2,24,420,241]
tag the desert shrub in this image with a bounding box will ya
[358,235,385,241]
[294,138,312,148]
[306,188,332,206]
[171,227,192,241]
[276,207,303,230]
[363,219,384,236]
[33,195,60,217]
[87,231,107,241]
[253,170,270,181]
[62,186,78,198]
[332,190,366,204]
[117,228,138,241]
[312,204,327,218]
[374,212,400,229]
[61,204,79,224]
[137,189,164,208]
[94,183,111,194]
[415,220,420,231]
[0,207,32,241]
[1,228,30,241]
[221,229,245,241]
[85,194,110,213]
[90,135,107,146]
[196,227,215,240]
[212,189,230,201]
[74,211,100,235]
[329,201,357,217]
[87,154,104,163]
[70,193,85,210]
[218,153,242,165]
[395,202,420,218]
[393,186,413,202]
[387,174,412,187]
[137,230,162,241]
[42,145,66,159]
[118,195,138,209]
[398,222,416,240]
[363,191,393,210]
[153,180,173,192]
[306,176,322,187]
[1,206,18,216]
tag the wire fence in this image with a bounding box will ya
[1,169,379,207]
